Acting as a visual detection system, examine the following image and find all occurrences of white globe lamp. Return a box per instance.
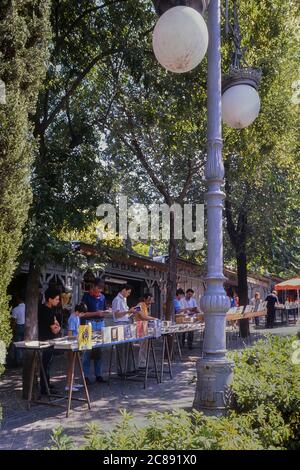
[222,84,261,129]
[152,6,209,74]
[222,68,262,129]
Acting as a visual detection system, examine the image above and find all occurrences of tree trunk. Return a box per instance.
[165,212,177,321]
[236,249,250,338]
[22,261,41,399]
[225,190,250,339]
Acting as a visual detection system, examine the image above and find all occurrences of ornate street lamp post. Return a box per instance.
[193,0,233,414]
[152,0,261,414]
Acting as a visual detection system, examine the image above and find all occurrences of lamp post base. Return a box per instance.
[193,356,234,416]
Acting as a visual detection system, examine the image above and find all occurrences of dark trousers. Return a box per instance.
[40,348,54,394]
[14,324,25,365]
[116,343,135,374]
[266,309,275,328]
[181,331,194,349]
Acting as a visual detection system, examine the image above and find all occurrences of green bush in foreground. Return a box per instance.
[229,335,300,449]
[48,336,300,450]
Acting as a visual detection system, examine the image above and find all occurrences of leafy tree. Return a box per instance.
[89,1,208,317]
[18,0,300,348]
[222,0,300,335]
[20,0,152,396]
[22,0,207,330]
[69,0,300,322]
[0,0,51,373]
[22,0,134,347]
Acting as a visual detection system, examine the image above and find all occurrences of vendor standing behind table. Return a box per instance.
[181,289,199,350]
[135,292,157,369]
[81,278,107,384]
[250,292,261,327]
[38,287,61,395]
[173,288,191,316]
[173,288,192,350]
[112,284,137,374]
[11,294,26,366]
[265,290,279,329]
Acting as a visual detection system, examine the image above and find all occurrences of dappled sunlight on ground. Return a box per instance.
[0,324,298,450]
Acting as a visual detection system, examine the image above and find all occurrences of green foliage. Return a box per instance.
[48,407,292,451]
[48,337,299,450]
[223,0,300,277]
[229,335,300,449]
[0,1,51,347]
[101,0,207,208]
[46,426,75,451]
[21,0,127,269]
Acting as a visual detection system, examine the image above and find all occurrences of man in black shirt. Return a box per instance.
[265,290,279,329]
[38,287,61,394]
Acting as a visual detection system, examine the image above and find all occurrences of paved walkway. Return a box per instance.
[0,324,298,450]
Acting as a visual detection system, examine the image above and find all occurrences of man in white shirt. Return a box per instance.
[112,284,136,374]
[11,294,26,365]
[181,289,199,350]
[184,289,199,312]
[112,284,136,323]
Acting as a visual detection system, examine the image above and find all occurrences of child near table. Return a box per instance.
[65,303,88,392]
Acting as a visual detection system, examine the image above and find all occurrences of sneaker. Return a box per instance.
[74,383,84,389]
[65,386,79,392]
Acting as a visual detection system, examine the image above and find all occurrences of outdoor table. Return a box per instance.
[159,332,173,383]
[160,323,204,383]
[14,341,91,418]
[52,335,160,390]
[226,310,267,322]
[104,335,160,389]
[275,307,298,325]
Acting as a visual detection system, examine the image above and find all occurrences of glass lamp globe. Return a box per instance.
[222,84,261,129]
[152,6,209,74]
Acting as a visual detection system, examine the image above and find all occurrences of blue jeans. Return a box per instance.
[14,324,25,365]
[82,349,102,379]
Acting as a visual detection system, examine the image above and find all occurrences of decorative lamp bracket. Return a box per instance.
[152,0,210,16]
[222,66,262,93]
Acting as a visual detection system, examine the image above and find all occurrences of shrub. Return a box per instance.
[0,1,51,378]
[229,335,300,449]
[48,336,300,450]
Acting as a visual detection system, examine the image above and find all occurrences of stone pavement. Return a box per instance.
[0,324,298,450]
